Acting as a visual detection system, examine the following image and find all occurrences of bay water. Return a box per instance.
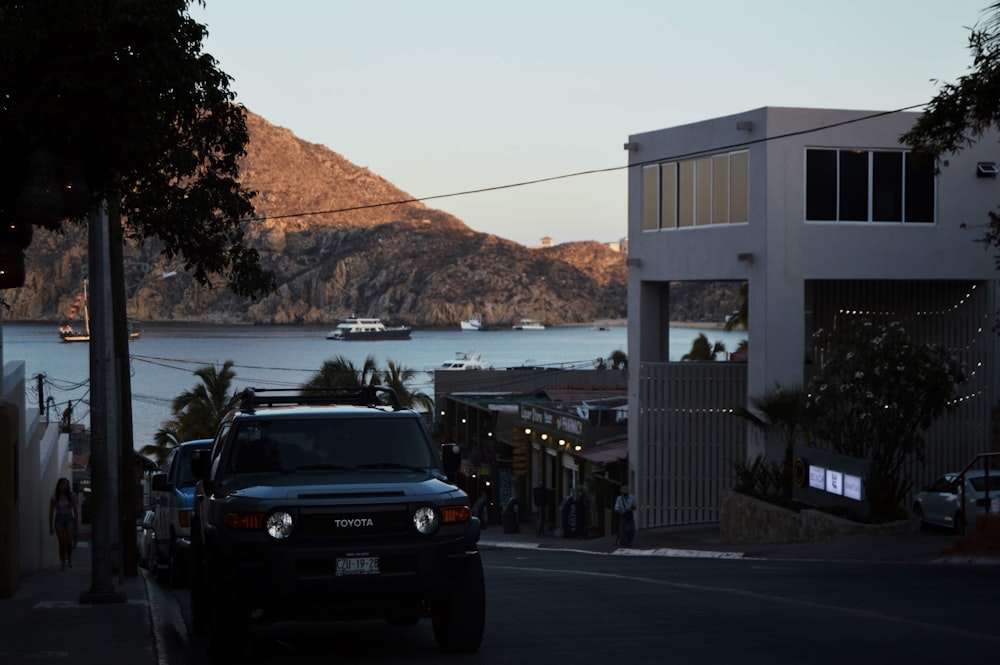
[1,321,746,450]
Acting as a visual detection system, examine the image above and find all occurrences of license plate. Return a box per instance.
[336,556,380,576]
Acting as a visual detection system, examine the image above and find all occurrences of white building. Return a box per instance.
[626,107,1000,527]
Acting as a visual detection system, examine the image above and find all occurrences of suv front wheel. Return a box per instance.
[431,553,486,653]
[205,563,250,663]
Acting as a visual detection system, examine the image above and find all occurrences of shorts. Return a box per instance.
[54,514,75,530]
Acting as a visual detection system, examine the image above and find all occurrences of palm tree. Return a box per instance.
[139,424,182,468]
[143,361,240,465]
[301,355,431,410]
[301,355,379,391]
[724,281,748,331]
[732,383,806,499]
[681,333,726,361]
[381,359,433,411]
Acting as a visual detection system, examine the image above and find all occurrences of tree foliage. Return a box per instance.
[804,321,966,521]
[0,0,274,298]
[901,3,1000,308]
[143,360,240,464]
[681,333,726,361]
[901,3,1000,161]
[732,383,806,500]
[301,355,432,410]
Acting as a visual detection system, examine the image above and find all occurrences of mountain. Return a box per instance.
[4,111,732,327]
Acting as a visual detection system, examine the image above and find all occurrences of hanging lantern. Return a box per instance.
[0,244,26,289]
[58,154,91,219]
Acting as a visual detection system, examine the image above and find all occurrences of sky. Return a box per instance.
[189,0,987,247]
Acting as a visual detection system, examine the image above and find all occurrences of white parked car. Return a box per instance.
[912,470,1000,532]
[136,509,157,570]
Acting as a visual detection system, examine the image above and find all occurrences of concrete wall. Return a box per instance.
[0,359,69,595]
[719,491,916,544]
[627,107,1000,522]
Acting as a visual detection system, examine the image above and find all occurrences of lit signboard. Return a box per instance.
[792,445,872,520]
[843,475,863,501]
[809,466,825,490]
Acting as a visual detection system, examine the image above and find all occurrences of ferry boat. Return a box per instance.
[326,317,412,341]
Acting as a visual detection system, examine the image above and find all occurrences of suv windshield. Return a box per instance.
[227,417,436,474]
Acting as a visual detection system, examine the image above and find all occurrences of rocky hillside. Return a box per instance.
[4,111,735,326]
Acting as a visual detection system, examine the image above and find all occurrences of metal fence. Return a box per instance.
[637,362,747,526]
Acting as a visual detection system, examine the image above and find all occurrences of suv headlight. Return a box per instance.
[266,511,294,539]
[412,506,440,534]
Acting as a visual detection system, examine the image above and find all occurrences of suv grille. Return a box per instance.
[297,505,412,539]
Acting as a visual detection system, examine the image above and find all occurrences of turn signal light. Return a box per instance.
[441,506,470,524]
[224,512,265,530]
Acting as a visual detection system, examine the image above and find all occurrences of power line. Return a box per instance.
[253,104,927,224]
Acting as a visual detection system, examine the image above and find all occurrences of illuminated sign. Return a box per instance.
[809,466,825,490]
[825,470,843,495]
[843,475,862,501]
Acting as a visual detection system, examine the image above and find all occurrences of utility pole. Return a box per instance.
[108,197,138,577]
[80,202,124,604]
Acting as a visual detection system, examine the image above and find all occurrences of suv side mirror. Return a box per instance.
[151,473,170,492]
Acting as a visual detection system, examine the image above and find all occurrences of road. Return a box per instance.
[154,545,1000,664]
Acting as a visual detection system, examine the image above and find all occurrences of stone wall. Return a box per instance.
[719,490,917,544]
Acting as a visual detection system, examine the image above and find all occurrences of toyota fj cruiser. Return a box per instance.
[189,387,484,662]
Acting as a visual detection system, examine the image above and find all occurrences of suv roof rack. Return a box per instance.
[239,386,403,412]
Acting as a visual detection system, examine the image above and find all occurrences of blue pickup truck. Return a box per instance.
[150,439,213,586]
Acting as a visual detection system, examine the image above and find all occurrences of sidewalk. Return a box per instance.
[478,520,1000,565]
[0,542,155,665]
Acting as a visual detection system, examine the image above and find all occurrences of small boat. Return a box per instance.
[512,318,545,330]
[460,313,492,331]
[326,317,412,341]
[59,277,141,343]
[438,351,486,371]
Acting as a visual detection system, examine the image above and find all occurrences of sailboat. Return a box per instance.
[59,278,141,343]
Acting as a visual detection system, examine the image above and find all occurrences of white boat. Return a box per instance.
[59,277,141,343]
[438,351,486,371]
[326,316,412,341]
[512,318,545,330]
[460,313,492,331]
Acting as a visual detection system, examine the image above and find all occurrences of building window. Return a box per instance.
[642,165,659,231]
[646,150,749,230]
[805,148,935,223]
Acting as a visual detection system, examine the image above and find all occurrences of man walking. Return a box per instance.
[614,485,637,547]
[533,483,550,535]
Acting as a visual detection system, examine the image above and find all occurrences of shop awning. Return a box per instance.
[575,439,628,463]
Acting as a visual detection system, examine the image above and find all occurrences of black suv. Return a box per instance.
[189,387,484,661]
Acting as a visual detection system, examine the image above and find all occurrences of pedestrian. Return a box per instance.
[49,477,77,570]
[472,492,489,529]
[532,483,549,535]
[614,485,637,547]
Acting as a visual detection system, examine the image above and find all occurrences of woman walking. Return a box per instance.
[48,477,77,570]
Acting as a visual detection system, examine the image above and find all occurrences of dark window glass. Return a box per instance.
[806,150,837,220]
[904,154,935,223]
[872,152,903,221]
[839,151,869,221]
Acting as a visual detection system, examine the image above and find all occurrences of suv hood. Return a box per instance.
[218,472,462,502]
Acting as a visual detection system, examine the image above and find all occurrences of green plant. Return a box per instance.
[805,320,965,522]
[731,453,785,503]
